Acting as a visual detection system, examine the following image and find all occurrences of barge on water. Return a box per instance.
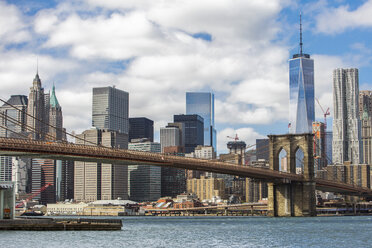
[0,217,122,231]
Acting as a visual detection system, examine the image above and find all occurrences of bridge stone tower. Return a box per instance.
[267,133,316,217]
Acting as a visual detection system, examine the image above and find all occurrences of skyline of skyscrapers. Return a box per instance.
[186,92,217,151]
[1,44,372,207]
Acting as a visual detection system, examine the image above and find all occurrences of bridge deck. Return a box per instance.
[0,138,371,196]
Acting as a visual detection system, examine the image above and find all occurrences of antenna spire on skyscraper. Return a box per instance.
[300,12,303,56]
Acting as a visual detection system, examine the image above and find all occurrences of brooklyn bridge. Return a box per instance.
[0,134,371,217]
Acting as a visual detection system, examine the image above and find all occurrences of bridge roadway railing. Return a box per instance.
[1,137,372,195]
[0,137,302,181]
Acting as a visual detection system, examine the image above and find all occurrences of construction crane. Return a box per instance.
[227,134,256,149]
[227,134,240,141]
[15,183,52,208]
[246,144,256,149]
[316,98,330,130]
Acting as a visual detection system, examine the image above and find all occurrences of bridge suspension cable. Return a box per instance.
[0,124,30,139]
[0,111,56,141]
[0,97,98,146]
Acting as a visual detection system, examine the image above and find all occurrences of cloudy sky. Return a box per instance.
[1,0,372,154]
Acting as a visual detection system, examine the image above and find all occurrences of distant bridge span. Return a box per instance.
[0,137,371,196]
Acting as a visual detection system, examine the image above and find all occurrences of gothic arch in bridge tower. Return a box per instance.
[267,133,316,217]
[277,147,288,172]
[294,146,304,175]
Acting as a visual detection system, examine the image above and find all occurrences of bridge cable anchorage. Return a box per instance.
[0,97,98,146]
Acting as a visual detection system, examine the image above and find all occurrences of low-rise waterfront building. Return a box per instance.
[47,202,88,215]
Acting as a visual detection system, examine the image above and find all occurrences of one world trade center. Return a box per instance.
[289,14,314,134]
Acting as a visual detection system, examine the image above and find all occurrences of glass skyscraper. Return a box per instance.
[173,114,204,153]
[288,52,314,133]
[186,92,217,150]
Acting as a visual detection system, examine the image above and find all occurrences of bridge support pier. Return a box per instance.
[268,181,316,217]
[268,134,317,217]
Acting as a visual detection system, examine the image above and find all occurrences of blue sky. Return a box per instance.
[1,0,372,154]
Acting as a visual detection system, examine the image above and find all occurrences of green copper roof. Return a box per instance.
[50,85,60,108]
[363,104,369,121]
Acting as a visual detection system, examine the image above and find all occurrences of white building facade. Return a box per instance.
[332,68,362,164]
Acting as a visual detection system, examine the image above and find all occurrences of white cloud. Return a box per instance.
[0,51,80,98]
[3,0,351,155]
[315,0,372,34]
[36,12,167,60]
[0,1,30,47]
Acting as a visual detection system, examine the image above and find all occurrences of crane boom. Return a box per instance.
[15,183,52,208]
[227,134,239,141]
[315,98,330,130]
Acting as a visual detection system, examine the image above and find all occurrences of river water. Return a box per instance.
[0,216,371,247]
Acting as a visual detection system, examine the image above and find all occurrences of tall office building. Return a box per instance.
[332,68,362,164]
[288,16,315,134]
[160,123,186,197]
[194,145,216,178]
[74,128,128,202]
[56,160,74,201]
[92,86,129,135]
[325,131,333,165]
[0,95,28,183]
[48,85,63,141]
[186,92,217,150]
[173,114,204,153]
[128,141,161,202]
[360,91,372,166]
[0,157,12,182]
[359,91,372,115]
[27,73,49,140]
[31,158,56,204]
[312,122,326,170]
[12,157,32,195]
[166,122,185,148]
[0,95,28,137]
[256,139,269,161]
[160,126,181,152]
[129,117,154,142]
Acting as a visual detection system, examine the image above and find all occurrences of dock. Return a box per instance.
[0,218,122,231]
